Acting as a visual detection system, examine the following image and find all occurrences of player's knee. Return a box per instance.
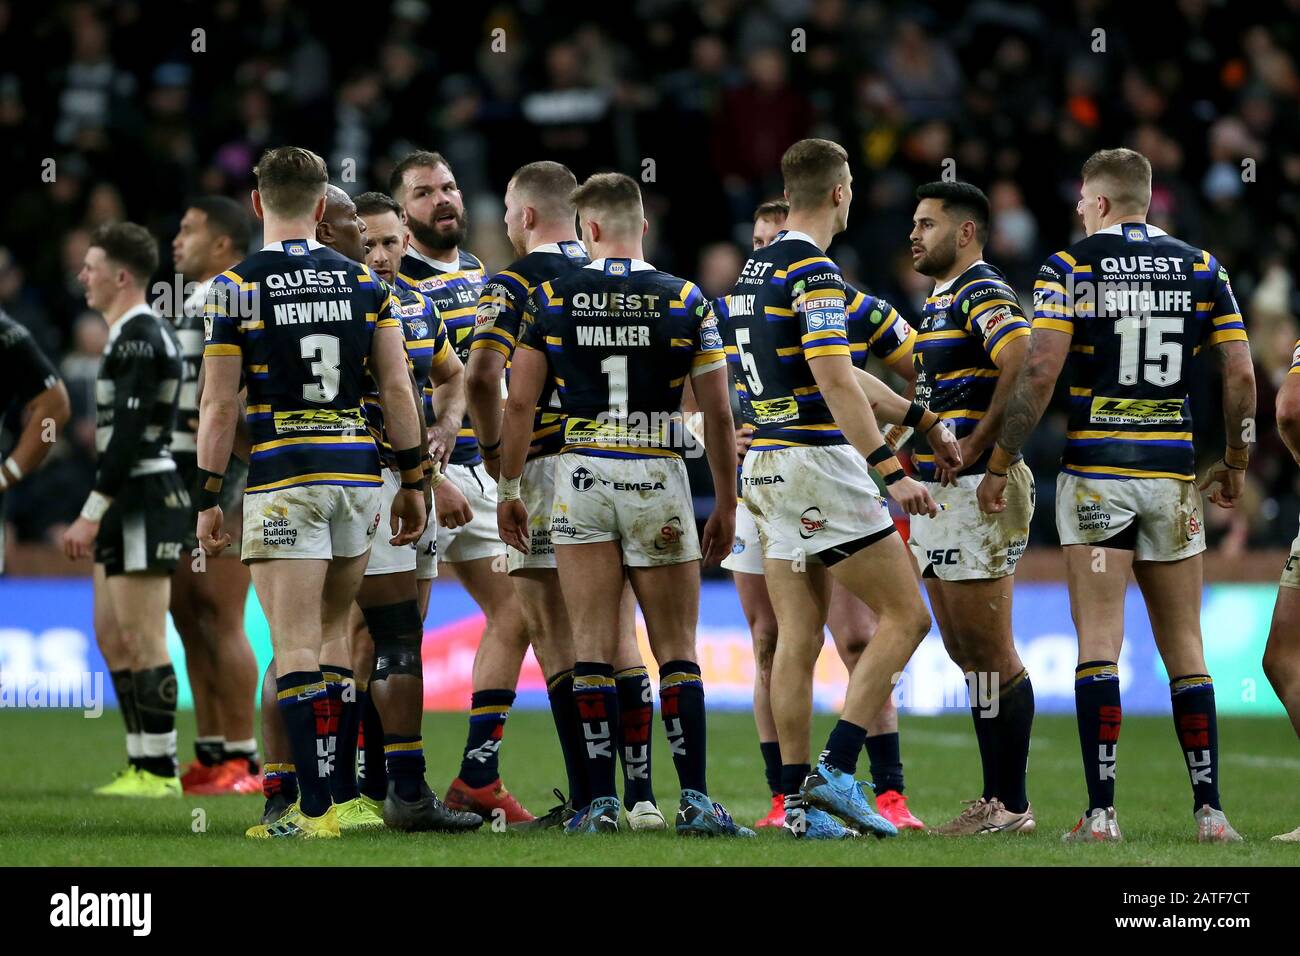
[1262,643,1297,694]
[363,600,423,681]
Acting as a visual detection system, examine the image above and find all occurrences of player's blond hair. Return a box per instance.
[253,146,328,218]
[571,172,643,237]
[510,161,579,223]
[781,139,849,210]
[1081,148,1153,215]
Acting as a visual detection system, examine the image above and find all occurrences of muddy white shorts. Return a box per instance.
[242,483,382,561]
[550,452,701,567]
[1281,520,1300,589]
[365,470,419,576]
[416,461,505,578]
[721,498,765,576]
[1055,472,1205,562]
[909,461,1034,581]
[741,444,894,564]
[507,455,558,574]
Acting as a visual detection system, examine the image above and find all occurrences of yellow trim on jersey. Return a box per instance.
[545,336,563,346]
[1035,281,1069,297]
[692,354,725,371]
[776,346,801,357]
[939,409,986,420]
[246,404,272,413]
[247,472,384,493]
[248,364,268,374]
[774,256,835,278]
[1070,344,1095,354]
[918,329,967,342]
[1207,328,1249,346]
[1034,317,1074,334]
[988,326,1030,362]
[1054,250,1077,269]
[251,435,377,453]
[1196,301,1214,311]
[765,306,796,317]
[203,344,242,357]
[801,329,847,344]
[881,329,915,365]
[669,375,686,387]
[969,297,1018,319]
[1065,463,1194,481]
[497,270,530,290]
[441,306,476,320]
[792,385,822,395]
[1067,430,1193,442]
[219,269,254,291]
[1069,387,1092,397]
[804,344,851,359]
[469,337,511,357]
[1211,313,1243,326]
[670,337,692,347]
[863,310,899,346]
[935,367,998,381]
[541,281,562,307]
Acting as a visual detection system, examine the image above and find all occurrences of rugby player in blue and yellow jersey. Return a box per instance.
[196,147,431,839]
[720,139,938,840]
[498,172,750,837]
[980,148,1256,844]
[907,181,1038,836]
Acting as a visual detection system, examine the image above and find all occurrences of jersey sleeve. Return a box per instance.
[959,276,1030,363]
[789,258,850,360]
[471,271,529,358]
[202,271,246,358]
[0,319,61,406]
[684,285,726,377]
[849,288,915,365]
[96,320,162,497]
[1032,252,1078,339]
[516,284,553,353]
[428,299,453,367]
[1200,253,1247,347]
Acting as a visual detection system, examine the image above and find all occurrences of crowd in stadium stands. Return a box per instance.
[1,0,1298,554]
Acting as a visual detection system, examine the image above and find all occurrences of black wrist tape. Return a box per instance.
[394,446,422,471]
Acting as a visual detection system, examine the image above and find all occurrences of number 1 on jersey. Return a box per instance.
[601,354,629,418]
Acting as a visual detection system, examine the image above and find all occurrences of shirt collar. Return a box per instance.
[583,257,655,272]
[532,240,587,257]
[1096,222,1168,237]
[406,244,461,272]
[259,238,326,253]
[108,303,155,342]
[932,260,988,295]
[773,229,819,249]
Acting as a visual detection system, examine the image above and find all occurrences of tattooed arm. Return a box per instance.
[975,328,1070,514]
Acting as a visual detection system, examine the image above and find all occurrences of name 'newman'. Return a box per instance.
[273,300,355,325]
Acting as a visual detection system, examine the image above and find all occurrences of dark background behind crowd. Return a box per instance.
[2,0,1299,560]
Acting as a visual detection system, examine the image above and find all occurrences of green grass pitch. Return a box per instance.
[2,709,1297,865]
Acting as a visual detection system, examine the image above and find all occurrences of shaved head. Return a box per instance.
[316,185,366,262]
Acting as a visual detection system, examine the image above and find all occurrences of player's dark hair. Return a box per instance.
[511,161,579,220]
[780,139,849,209]
[354,191,404,220]
[1081,148,1153,213]
[186,196,251,253]
[253,146,328,218]
[390,150,453,201]
[753,199,790,222]
[915,181,990,244]
[90,222,158,284]
[571,172,643,235]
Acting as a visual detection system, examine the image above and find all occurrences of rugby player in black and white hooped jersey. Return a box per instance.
[169,197,262,796]
[65,223,190,799]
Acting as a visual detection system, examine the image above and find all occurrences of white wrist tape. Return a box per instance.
[3,458,21,483]
[497,476,522,501]
[80,491,111,522]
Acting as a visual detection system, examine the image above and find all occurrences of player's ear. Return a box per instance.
[250,190,265,222]
[641,218,648,238]
[312,193,327,224]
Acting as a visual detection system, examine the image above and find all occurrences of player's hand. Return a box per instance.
[887,475,939,517]
[197,505,231,555]
[428,424,456,469]
[931,424,965,486]
[390,488,427,545]
[700,501,737,566]
[497,500,530,554]
[1199,458,1245,510]
[734,427,753,459]
[977,470,1009,514]
[61,517,99,561]
[435,479,473,529]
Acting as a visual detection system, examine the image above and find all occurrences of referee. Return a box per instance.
[0,309,70,572]
[63,222,190,799]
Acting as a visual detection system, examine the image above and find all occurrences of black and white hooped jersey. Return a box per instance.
[95,304,184,496]
[470,240,590,459]
[395,246,486,465]
[170,279,210,458]
[1034,222,1248,481]
[204,238,400,493]
[0,309,61,457]
[517,257,725,460]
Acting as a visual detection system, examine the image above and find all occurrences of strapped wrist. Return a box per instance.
[1225,445,1250,470]
[497,476,522,501]
[194,468,224,511]
[80,491,111,522]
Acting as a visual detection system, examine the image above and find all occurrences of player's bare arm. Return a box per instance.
[428,346,465,468]
[850,366,960,474]
[496,342,547,554]
[1198,339,1256,509]
[811,351,937,516]
[1277,368,1300,466]
[372,322,428,545]
[692,364,737,565]
[195,352,242,555]
[4,379,69,487]
[464,345,507,478]
[939,334,1028,486]
[977,328,1069,514]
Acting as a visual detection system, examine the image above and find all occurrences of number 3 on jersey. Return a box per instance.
[301,333,341,403]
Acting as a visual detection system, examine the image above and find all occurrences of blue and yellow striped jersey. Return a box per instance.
[1034,223,1247,481]
[845,285,915,369]
[470,240,590,459]
[361,280,453,466]
[516,257,725,460]
[202,239,399,493]
[718,230,852,452]
[394,246,485,465]
[912,260,1030,480]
